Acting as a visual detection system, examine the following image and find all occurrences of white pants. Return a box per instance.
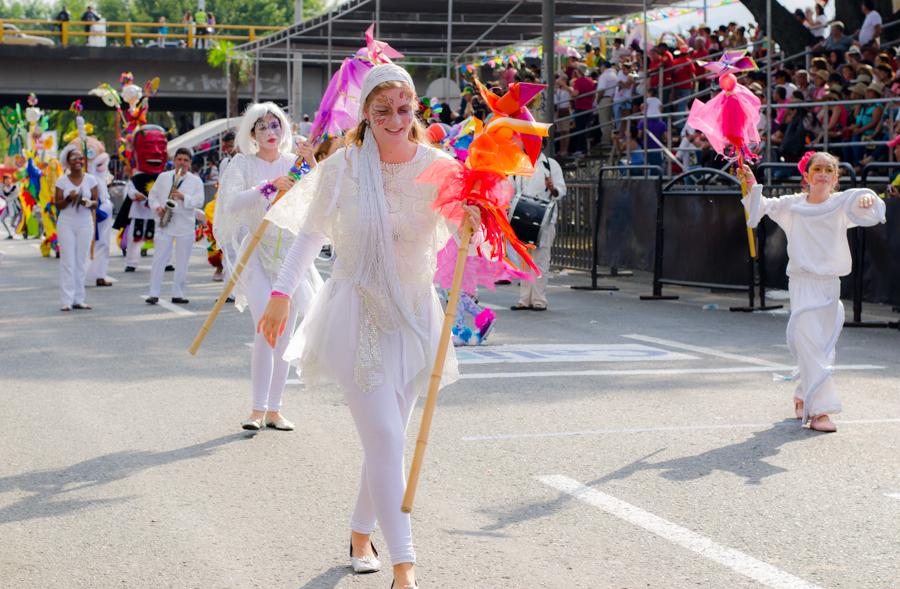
[339,332,419,566]
[245,252,300,412]
[149,232,193,298]
[125,222,142,268]
[86,215,112,281]
[58,220,93,306]
[518,224,556,308]
[787,275,844,422]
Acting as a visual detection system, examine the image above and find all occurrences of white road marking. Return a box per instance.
[454,344,696,365]
[458,364,882,380]
[538,475,825,589]
[464,418,900,442]
[623,334,781,367]
[141,295,195,316]
[885,493,900,500]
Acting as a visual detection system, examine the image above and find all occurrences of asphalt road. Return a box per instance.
[1,237,898,589]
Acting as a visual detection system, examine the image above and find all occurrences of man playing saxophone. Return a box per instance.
[146,147,205,305]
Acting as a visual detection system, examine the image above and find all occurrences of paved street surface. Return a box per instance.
[1,237,899,589]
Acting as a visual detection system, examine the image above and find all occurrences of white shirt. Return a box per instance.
[611,46,631,65]
[597,68,619,99]
[614,71,634,103]
[148,169,205,235]
[860,11,882,45]
[743,185,886,277]
[809,14,829,38]
[55,174,98,226]
[126,179,156,220]
[554,88,572,110]
[510,153,567,224]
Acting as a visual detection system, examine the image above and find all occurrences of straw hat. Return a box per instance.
[814,70,829,82]
[852,74,873,85]
[866,81,885,96]
[850,82,869,96]
[825,89,841,101]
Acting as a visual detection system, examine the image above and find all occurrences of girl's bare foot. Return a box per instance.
[794,399,804,420]
[809,414,837,433]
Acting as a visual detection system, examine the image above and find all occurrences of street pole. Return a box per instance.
[446,0,453,100]
[542,0,555,155]
[765,0,772,178]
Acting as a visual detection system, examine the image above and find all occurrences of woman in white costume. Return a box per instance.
[54,147,99,311]
[739,151,886,432]
[259,64,476,589]
[216,102,321,432]
[86,152,114,287]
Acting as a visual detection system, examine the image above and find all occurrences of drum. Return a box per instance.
[508,194,553,246]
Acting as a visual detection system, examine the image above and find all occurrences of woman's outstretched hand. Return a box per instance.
[461,203,482,231]
[256,295,291,348]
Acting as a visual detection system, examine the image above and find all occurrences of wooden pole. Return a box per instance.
[738,171,757,259]
[402,220,474,514]
[188,190,286,355]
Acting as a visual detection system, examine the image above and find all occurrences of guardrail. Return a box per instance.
[0,17,284,47]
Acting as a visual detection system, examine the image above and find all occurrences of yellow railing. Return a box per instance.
[0,17,285,47]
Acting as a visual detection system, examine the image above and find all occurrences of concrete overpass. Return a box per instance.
[0,44,332,116]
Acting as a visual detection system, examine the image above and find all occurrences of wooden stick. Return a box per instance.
[738,174,757,259]
[402,221,475,514]
[188,191,286,355]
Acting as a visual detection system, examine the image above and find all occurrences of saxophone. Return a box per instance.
[159,167,185,229]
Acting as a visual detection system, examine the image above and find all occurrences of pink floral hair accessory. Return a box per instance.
[797,151,817,175]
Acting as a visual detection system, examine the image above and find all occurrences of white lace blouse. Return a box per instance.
[268,144,459,393]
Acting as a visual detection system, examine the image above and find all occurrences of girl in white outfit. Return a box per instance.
[259,64,476,589]
[215,102,322,432]
[54,147,99,311]
[739,152,886,432]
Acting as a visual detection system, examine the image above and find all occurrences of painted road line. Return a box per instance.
[141,295,195,316]
[454,344,696,365]
[623,334,781,367]
[458,364,882,380]
[885,493,900,500]
[464,418,900,442]
[538,475,825,589]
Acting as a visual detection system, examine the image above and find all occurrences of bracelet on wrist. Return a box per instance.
[270,290,289,299]
[259,182,278,207]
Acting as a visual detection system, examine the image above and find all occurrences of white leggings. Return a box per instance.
[244,253,300,413]
[339,340,419,566]
[58,220,92,306]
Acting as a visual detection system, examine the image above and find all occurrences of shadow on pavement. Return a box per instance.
[0,433,248,524]
[467,420,810,534]
[296,564,353,589]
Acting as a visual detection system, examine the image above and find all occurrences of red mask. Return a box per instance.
[132,126,167,174]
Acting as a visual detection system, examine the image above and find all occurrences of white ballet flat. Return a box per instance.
[241,417,263,431]
[265,416,295,431]
[350,541,381,574]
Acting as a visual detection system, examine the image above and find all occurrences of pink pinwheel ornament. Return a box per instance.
[687,50,761,164]
[362,24,403,63]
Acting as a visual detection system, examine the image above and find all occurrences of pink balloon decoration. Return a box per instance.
[720,73,737,91]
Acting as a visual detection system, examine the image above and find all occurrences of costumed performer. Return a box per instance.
[86,152,114,286]
[215,102,322,432]
[258,63,483,589]
[146,147,204,305]
[117,125,168,272]
[54,146,99,311]
[738,152,886,432]
[1,174,18,239]
[508,141,566,311]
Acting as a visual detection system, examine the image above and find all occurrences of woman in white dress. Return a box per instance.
[216,102,321,432]
[54,147,99,311]
[258,64,477,589]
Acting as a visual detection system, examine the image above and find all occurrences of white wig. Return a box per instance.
[236,101,293,156]
[59,143,82,172]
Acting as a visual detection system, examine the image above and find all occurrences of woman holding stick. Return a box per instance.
[54,147,99,311]
[216,102,321,432]
[258,64,478,589]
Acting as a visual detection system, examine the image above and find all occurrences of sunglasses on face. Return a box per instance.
[253,119,282,134]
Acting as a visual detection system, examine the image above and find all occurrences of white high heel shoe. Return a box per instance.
[350,540,381,574]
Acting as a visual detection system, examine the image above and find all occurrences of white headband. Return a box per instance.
[358,64,416,119]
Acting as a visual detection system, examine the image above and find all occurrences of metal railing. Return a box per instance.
[0,17,284,47]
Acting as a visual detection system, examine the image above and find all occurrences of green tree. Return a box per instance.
[208,39,254,117]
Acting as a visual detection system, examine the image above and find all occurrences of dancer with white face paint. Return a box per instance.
[215,102,322,432]
[259,64,479,589]
[739,151,886,433]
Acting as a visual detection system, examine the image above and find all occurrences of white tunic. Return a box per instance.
[216,152,321,311]
[55,174,98,227]
[268,145,460,393]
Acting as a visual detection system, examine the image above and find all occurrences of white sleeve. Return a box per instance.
[741,184,801,228]
[218,155,266,214]
[272,231,328,297]
[550,159,567,199]
[842,188,887,228]
[182,175,205,210]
